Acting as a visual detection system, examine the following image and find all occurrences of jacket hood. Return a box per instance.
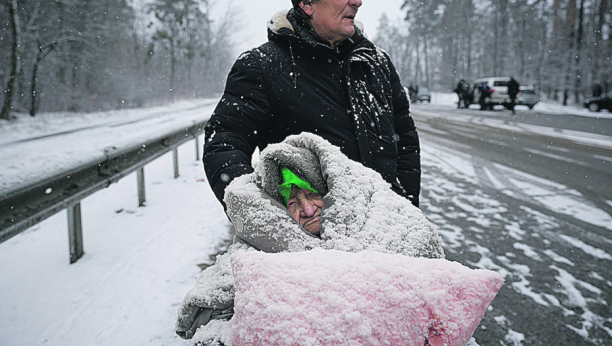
[267,9,292,35]
[224,133,445,259]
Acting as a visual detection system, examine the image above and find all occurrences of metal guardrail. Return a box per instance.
[0,120,207,263]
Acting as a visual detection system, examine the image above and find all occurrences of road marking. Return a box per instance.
[417,123,450,136]
[547,146,570,152]
[523,148,589,166]
[592,154,612,162]
[486,138,508,146]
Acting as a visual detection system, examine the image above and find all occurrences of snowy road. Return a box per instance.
[412,102,612,345]
[1,96,611,345]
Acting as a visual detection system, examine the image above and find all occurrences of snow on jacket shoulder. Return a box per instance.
[204,8,421,211]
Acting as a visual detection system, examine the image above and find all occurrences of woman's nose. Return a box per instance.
[300,200,317,217]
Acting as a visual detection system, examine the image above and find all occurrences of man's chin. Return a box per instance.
[343,27,355,40]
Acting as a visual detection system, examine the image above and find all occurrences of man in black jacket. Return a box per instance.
[507,77,520,114]
[204,0,421,209]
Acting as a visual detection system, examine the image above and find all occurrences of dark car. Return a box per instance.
[584,91,612,112]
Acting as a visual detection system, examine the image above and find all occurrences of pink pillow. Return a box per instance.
[231,249,503,346]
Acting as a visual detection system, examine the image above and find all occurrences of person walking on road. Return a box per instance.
[478,82,491,110]
[592,82,603,97]
[507,77,520,114]
[455,79,470,108]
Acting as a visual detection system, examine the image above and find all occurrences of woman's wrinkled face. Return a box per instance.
[301,0,363,48]
[287,188,325,236]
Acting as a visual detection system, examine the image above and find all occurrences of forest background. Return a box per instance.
[1,0,611,120]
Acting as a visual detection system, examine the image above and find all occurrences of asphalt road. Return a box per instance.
[413,104,612,345]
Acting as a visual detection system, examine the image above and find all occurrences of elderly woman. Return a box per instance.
[176,133,445,344]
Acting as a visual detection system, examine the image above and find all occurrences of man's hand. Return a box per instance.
[177,303,235,340]
[176,305,215,339]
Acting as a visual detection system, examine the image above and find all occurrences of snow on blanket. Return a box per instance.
[231,249,503,346]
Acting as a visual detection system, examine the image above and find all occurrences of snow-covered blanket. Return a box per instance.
[231,249,503,346]
[225,132,445,257]
[178,133,496,345]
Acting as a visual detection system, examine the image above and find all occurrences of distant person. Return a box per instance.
[592,82,603,97]
[507,77,520,114]
[408,83,418,103]
[203,0,422,212]
[455,79,470,108]
[478,82,491,110]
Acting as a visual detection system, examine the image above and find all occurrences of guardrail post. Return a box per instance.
[195,135,201,161]
[137,167,146,206]
[173,148,179,178]
[67,202,84,264]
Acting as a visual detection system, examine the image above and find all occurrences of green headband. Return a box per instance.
[278,167,319,206]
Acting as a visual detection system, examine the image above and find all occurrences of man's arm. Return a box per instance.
[204,51,273,207]
[387,58,421,207]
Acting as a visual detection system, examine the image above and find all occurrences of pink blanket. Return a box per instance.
[231,249,503,346]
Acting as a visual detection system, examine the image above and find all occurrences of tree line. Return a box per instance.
[374,0,611,105]
[0,0,238,120]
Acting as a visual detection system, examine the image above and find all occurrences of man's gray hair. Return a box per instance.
[291,0,319,19]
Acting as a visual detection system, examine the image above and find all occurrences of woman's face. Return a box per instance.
[287,188,325,235]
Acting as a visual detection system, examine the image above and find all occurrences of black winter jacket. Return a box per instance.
[204,9,421,207]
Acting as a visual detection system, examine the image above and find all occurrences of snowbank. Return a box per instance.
[0,98,217,194]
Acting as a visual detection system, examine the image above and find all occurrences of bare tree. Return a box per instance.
[1,0,40,120]
[147,0,210,100]
[371,0,608,103]
[29,36,88,116]
[0,0,241,118]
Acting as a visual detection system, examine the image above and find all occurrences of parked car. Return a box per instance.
[515,86,539,109]
[469,77,512,110]
[584,91,612,112]
[414,87,431,103]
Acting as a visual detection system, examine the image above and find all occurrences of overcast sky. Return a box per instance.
[223,0,407,53]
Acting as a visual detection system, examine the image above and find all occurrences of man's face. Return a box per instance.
[287,188,325,236]
[300,0,362,48]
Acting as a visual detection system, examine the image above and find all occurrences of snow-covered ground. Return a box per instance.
[1,99,226,345]
[1,93,610,345]
[0,98,218,195]
[0,141,230,345]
